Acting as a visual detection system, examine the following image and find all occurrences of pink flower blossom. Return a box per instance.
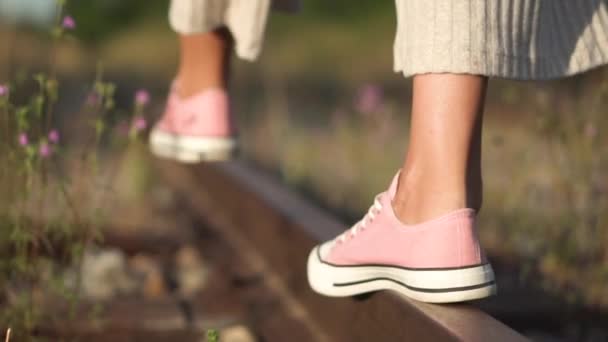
[355,84,384,114]
[135,89,150,106]
[133,116,147,131]
[18,133,28,146]
[48,129,60,143]
[584,122,597,138]
[0,84,8,96]
[39,142,52,158]
[62,16,76,30]
[85,92,100,106]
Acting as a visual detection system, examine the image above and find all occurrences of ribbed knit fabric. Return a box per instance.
[394,0,608,80]
[169,0,272,61]
[170,0,608,78]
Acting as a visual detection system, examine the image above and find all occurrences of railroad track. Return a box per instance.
[36,158,530,341]
[155,159,528,342]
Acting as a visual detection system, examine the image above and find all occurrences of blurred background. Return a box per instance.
[1,0,607,341]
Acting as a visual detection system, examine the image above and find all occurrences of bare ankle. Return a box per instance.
[392,192,467,225]
[391,172,476,224]
[176,75,225,99]
[176,29,231,99]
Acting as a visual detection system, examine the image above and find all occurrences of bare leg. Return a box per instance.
[176,28,233,99]
[308,74,496,302]
[392,74,487,224]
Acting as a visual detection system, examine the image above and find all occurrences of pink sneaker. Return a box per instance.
[307,173,496,303]
[149,84,237,163]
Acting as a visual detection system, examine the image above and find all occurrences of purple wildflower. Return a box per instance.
[39,142,52,158]
[133,116,147,132]
[135,89,150,106]
[355,84,384,114]
[48,129,60,144]
[62,16,76,30]
[18,133,28,146]
[85,92,100,106]
[0,84,8,96]
[584,122,597,138]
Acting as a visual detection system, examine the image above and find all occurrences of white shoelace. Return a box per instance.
[337,194,383,243]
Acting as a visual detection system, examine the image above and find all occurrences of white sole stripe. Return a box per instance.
[149,128,237,162]
[308,246,497,302]
[333,277,496,293]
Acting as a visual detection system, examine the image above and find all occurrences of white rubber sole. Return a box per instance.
[149,129,237,163]
[307,246,497,303]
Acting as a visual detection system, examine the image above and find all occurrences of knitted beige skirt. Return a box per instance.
[170,0,608,80]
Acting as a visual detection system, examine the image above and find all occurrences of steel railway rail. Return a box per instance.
[157,159,528,342]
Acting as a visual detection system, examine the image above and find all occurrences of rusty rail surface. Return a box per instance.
[156,159,529,342]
